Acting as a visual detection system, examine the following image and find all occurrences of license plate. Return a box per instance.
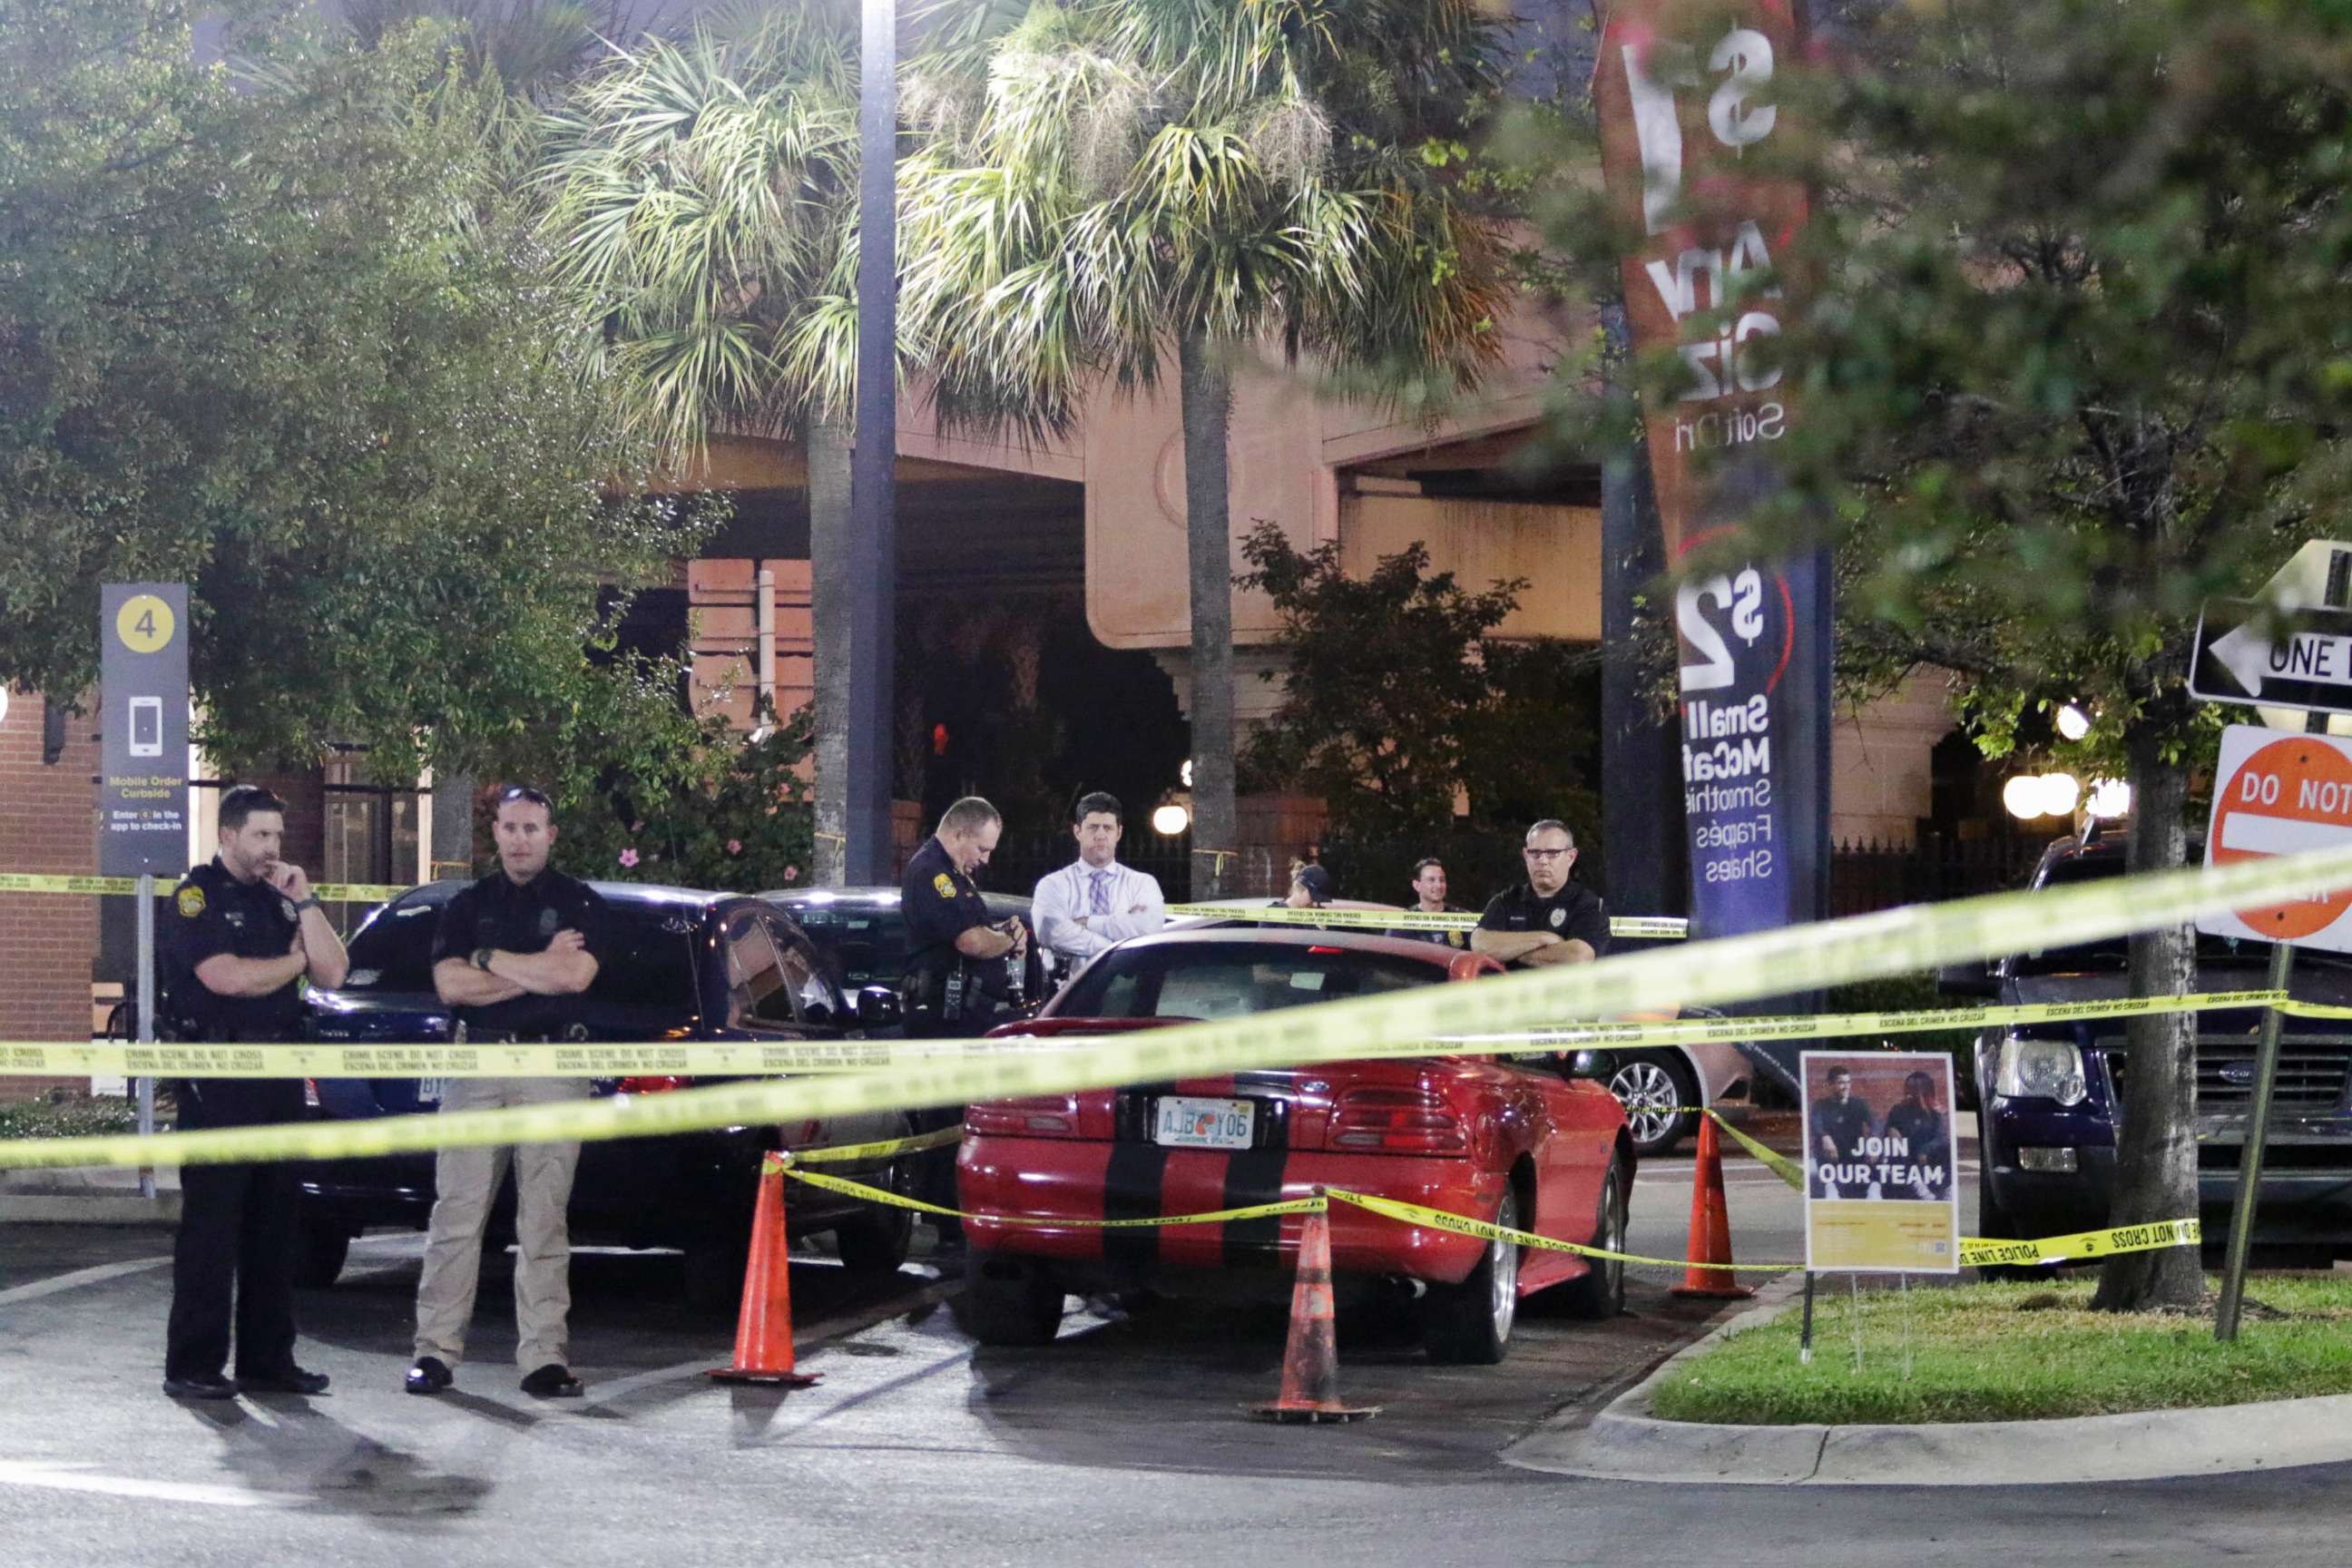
[1153,1095,1254,1151]
[416,1077,448,1107]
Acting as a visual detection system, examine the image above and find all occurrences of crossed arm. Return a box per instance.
[1469,928,1598,966]
[434,928,599,1006]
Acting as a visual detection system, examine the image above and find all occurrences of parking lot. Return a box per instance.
[15,1134,2352,1568]
[0,1148,1790,1553]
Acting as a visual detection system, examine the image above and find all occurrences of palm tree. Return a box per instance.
[539,3,871,879]
[899,0,1511,894]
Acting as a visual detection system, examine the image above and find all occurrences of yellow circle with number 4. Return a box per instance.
[115,595,176,653]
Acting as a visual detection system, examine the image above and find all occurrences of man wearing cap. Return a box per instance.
[160,784,348,1400]
[406,785,609,1400]
[1280,863,1334,909]
[1472,820,1609,968]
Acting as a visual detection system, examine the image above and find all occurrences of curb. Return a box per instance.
[1506,1279,2352,1486]
[0,1192,181,1225]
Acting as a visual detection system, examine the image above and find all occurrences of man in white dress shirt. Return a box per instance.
[1032,791,1167,976]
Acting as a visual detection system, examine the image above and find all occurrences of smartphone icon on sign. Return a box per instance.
[129,696,162,758]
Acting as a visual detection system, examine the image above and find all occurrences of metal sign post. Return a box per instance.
[99,583,191,1197]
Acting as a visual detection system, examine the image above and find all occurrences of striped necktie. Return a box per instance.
[1088,868,1112,916]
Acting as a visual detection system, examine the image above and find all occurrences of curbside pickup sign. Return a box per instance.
[98,583,191,877]
[2200,725,2352,952]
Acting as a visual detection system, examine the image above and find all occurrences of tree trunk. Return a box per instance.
[2089,719,2204,1311]
[1179,328,1237,901]
[808,414,853,887]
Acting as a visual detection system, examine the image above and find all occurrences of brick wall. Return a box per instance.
[0,690,102,1102]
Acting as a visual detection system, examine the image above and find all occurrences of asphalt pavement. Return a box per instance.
[5,1145,2349,1567]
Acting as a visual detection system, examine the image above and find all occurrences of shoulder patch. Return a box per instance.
[176,886,205,918]
[934,873,956,899]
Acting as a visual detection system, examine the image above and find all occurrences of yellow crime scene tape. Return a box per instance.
[1166,903,1687,940]
[779,1161,2200,1274]
[1687,1109,2202,1266]
[785,1163,1325,1230]
[779,1124,965,1165]
[0,871,411,903]
[0,985,2302,1081]
[5,838,2352,1172]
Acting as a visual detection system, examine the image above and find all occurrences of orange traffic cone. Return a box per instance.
[1670,1113,1755,1300]
[1246,1199,1377,1424]
[705,1155,821,1386]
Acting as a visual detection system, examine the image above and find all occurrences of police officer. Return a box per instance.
[1470,819,1610,968]
[899,797,1028,1247]
[901,796,1029,1035]
[161,784,348,1400]
[405,785,608,1400]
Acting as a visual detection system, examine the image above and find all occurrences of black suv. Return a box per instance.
[294,879,917,1303]
[1945,828,2352,1263]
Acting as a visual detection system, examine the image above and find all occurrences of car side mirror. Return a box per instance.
[856,985,903,1030]
[1936,963,2000,999]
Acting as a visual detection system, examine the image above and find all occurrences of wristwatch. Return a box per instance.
[471,947,495,972]
[295,896,322,912]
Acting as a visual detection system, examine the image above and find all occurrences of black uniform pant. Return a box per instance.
[905,1004,1011,1244]
[165,1079,305,1382]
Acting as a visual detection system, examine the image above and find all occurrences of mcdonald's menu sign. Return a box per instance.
[1595,1,1832,964]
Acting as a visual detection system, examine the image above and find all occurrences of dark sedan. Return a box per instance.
[294,879,916,1305]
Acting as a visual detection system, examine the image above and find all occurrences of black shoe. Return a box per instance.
[238,1366,329,1396]
[162,1374,240,1401]
[519,1363,583,1398]
[405,1356,454,1396]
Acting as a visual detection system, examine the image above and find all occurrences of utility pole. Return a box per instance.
[845,0,899,884]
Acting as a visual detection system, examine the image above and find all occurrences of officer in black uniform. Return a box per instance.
[901,795,1029,1036]
[160,785,348,1400]
[899,796,1029,1246]
[1471,819,1610,968]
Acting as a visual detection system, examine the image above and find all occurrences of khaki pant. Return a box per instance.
[412,1076,592,1371]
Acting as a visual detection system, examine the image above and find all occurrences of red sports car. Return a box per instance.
[955,927,1633,1363]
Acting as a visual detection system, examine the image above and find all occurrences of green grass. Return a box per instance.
[1651,1278,2352,1425]
[0,1096,148,1140]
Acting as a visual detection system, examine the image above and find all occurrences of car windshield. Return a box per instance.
[785,902,910,988]
[1056,943,1446,1021]
[2013,856,2352,974]
[338,898,446,992]
[337,895,700,1010]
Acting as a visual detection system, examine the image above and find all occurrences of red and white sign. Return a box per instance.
[2201,725,2352,949]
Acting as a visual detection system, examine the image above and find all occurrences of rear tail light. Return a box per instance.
[303,1078,320,1110]
[1329,1086,1467,1153]
[615,1075,692,1095]
[965,1094,1080,1138]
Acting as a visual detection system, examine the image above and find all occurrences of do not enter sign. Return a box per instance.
[2201,726,2352,949]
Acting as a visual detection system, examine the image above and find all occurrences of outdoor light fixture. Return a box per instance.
[2056,703,2092,741]
[1152,803,1191,836]
[2084,779,2132,818]
[1180,759,1194,789]
[2002,775,2044,819]
[2004,771,2090,819]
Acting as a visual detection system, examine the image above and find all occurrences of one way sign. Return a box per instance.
[2191,600,2352,714]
